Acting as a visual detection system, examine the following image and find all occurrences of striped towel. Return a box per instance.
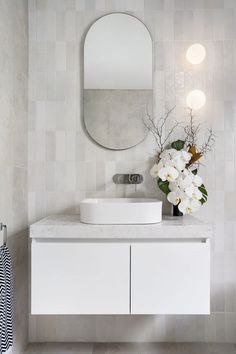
[0,245,13,354]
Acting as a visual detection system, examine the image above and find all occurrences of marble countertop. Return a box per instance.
[30,214,212,240]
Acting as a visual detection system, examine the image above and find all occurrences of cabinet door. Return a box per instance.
[131,241,210,314]
[31,241,130,315]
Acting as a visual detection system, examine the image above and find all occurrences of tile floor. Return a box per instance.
[24,343,236,354]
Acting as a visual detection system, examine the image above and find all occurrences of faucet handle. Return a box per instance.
[128,174,143,184]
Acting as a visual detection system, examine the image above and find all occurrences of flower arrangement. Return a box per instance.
[145,107,215,215]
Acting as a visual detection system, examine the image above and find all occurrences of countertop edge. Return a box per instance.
[29,215,213,240]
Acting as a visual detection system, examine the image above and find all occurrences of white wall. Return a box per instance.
[0,0,28,352]
[28,0,236,343]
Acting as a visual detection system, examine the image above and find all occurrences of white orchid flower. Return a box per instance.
[164,159,174,167]
[150,164,159,178]
[178,199,201,214]
[150,161,163,178]
[193,188,202,200]
[178,174,193,190]
[192,174,202,187]
[185,184,202,200]
[165,158,185,172]
[167,191,181,206]
[159,150,171,160]
[174,158,186,172]
[185,184,194,198]
[160,149,176,158]
[181,150,192,163]
[175,175,183,187]
[158,166,179,182]
[159,153,171,165]
[183,168,190,176]
[172,150,191,163]
[191,199,201,212]
[169,148,178,156]
[178,199,189,214]
[159,149,177,164]
[168,183,187,199]
[172,151,182,160]
[156,147,205,213]
[169,181,178,191]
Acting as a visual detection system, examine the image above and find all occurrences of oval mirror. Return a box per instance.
[83,13,153,150]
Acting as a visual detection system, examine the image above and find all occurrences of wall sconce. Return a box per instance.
[186,43,206,64]
[186,90,206,110]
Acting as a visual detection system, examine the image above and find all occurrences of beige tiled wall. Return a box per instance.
[28,0,236,343]
[0,0,28,353]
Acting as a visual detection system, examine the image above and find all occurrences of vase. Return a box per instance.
[173,204,183,217]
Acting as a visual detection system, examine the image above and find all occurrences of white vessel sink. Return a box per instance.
[80,198,162,225]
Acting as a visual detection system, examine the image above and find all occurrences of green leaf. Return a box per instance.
[158,178,170,195]
[199,184,208,196]
[199,184,208,204]
[192,169,198,175]
[200,193,207,204]
[171,140,185,151]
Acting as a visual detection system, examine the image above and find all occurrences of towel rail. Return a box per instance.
[0,223,7,245]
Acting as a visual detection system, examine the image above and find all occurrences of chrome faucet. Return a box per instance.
[113,174,143,185]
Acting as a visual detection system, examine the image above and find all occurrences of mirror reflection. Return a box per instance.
[83,13,153,150]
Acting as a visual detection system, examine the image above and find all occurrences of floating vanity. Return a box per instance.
[30,215,212,316]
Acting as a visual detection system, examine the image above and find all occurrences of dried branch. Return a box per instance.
[163,120,180,147]
[143,106,181,155]
[184,109,216,156]
[199,129,216,155]
[143,105,216,159]
[184,108,201,147]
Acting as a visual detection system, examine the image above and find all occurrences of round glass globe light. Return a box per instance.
[186,43,206,64]
[186,90,206,110]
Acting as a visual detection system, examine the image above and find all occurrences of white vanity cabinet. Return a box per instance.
[131,241,210,314]
[31,241,130,314]
[30,215,212,315]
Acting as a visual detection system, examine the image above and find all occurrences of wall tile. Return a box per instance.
[28,162,46,192]
[28,132,46,161]
[212,282,225,312]
[215,313,226,342]
[28,1,236,344]
[75,0,86,11]
[224,0,236,8]
[65,11,77,40]
[46,132,56,161]
[55,131,66,161]
[46,162,56,191]
[224,222,236,252]
[226,313,236,342]
[56,41,66,71]
[144,0,164,11]
[225,282,236,312]
[95,0,106,11]
[56,12,66,40]
[205,314,216,342]
[66,42,77,71]
[0,1,28,352]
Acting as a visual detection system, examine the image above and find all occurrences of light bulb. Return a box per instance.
[186,43,206,65]
[186,90,206,110]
